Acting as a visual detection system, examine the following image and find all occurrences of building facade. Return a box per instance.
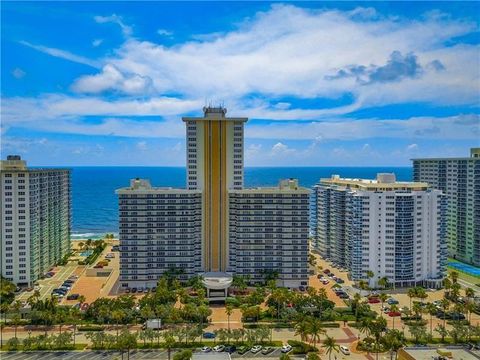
[1,155,71,286]
[229,179,310,288]
[117,179,202,288]
[413,148,480,266]
[117,108,309,289]
[312,173,447,288]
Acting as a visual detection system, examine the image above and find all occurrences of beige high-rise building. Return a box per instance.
[183,107,247,272]
[117,107,309,293]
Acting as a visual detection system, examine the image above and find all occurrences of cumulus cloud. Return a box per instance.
[57,4,476,109]
[94,14,132,36]
[71,64,154,94]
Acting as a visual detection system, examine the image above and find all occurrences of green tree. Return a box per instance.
[378,277,389,290]
[322,335,340,360]
[435,324,448,343]
[163,330,176,360]
[408,323,428,345]
[173,349,192,360]
[381,329,405,360]
[225,305,233,332]
[425,303,437,338]
[379,293,389,317]
[307,317,326,349]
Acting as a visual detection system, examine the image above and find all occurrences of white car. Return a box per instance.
[251,345,262,353]
[201,346,211,352]
[281,344,292,353]
[340,345,350,355]
[213,345,225,352]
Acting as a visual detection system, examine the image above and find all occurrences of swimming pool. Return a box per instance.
[448,261,480,278]
[79,250,93,257]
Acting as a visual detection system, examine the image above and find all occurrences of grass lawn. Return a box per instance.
[447,267,480,287]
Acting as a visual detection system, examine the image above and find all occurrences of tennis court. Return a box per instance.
[448,261,480,278]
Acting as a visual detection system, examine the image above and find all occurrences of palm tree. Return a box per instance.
[407,288,416,310]
[425,303,437,338]
[294,317,310,342]
[381,329,405,360]
[322,335,340,360]
[10,300,22,340]
[439,298,450,329]
[366,270,375,289]
[225,305,233,332]
[389,304,399,330]
[379,293,388,317]
[307,317,326,349]
[378,277,389,290]
[449,271,459,284]
[352,293,362,322]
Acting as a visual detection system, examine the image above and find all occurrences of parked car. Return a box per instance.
[137,287,144,293]
[67,294,79,300]
[125,288,131,293]
[388,311,401,317]
[340,345,350,355]
[323,269,330,274]
[151,287,157,292]
[336,278,345,284]
[317,274,323,279]
[202,332,216,339]
[131,288,137,293]
[299,286,306,292]
[450,312,466,320]
[387,298,399,305]
[322,279,330,285]
[80,303,89,311]
[224,345,236,354]
[281,344,293,353]
[201,346,211,353]
[261,347,274,355]
[368,298,380,304]
[213,345,225,352]
[251,345,262,354]
[237,346,249,355]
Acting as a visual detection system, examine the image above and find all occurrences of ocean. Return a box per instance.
[71,166,412,238]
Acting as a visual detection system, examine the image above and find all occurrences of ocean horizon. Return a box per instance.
[70,166,412,238]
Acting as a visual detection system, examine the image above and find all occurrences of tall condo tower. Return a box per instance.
[182,107,247,272]
[412,148,480,266]
[0,155,71,286]
[117,107,309,293]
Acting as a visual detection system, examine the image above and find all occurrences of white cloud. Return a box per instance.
[136,141,147,151]
[71,64,154,94]
[92,39,103,47]
[94,14,132,36]
[73,4,478,109]
[19,41,100,68]
[271,142,295,156]
[406,143,419,151]
[12,68,26,79]
[157,29,173,37]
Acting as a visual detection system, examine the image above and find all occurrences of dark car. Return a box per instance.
[131,288,137,293]
[336,278,345,284]
[67,294,79,300]
[203,332,216,339]
[237,346,249,355]
[436,311,451,319]
[224,345,237,354]
[449,312,466,320]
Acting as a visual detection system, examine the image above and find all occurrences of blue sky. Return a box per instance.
[2,1,479,166]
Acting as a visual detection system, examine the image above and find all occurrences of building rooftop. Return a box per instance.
[398,346,479,360]
[320,173,430,191]
[0,155,70,172]
[182,106,248,122]
[231,178,310,193]
[412,147,480,161]
[116,178,201,194]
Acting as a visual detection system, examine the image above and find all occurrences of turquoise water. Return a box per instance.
[79,250,94,257]
[70,166,412,236]
[448,261,480,277]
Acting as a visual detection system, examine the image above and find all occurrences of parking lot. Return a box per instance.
[0,350,308,360]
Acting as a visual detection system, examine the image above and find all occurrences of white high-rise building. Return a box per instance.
[1,155,71,286]
[117,108,309,291]
[312,173,447,288]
